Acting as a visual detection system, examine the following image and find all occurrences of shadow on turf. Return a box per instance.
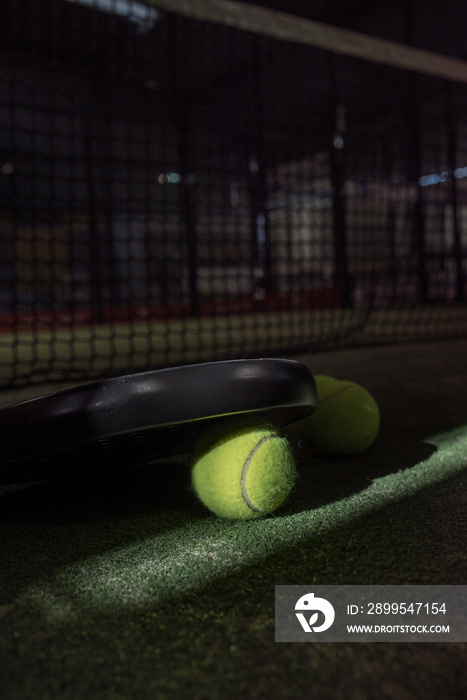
[0,434,436,603]
[0,434,435,525]
[287,436,436,513]
[0,460,196,524]
[3,466,466,700]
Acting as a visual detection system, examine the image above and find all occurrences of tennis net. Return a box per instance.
[0,0,466,385]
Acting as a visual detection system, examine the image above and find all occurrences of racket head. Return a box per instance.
[0,358,317,485]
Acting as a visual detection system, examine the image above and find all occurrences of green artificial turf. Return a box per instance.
[1,339,467,699]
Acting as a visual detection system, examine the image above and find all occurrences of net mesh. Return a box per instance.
[1,0,466,386]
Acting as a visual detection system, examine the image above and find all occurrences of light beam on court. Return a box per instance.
[16,424,467,620]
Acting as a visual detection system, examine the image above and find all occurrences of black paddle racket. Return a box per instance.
[0,359,317,485]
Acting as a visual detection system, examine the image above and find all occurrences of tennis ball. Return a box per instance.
[294,375,380,456]
[191,420,296,519]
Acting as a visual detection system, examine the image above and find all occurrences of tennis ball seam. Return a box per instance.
[319,384,355,403]
[240,434,281,513]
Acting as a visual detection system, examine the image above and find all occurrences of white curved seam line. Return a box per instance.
[241,434,280,512]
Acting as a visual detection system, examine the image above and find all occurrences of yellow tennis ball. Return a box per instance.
[297,375,380,456]
[191,421,296,519]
